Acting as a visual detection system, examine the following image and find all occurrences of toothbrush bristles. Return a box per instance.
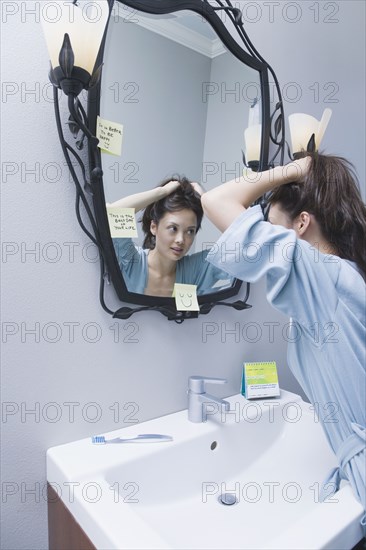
[92,435,106,444]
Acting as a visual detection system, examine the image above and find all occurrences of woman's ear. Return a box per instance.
[150,220,157,236]
[295,211,311,235]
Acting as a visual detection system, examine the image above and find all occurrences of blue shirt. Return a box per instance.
[113,238,233,295]
[207,205,366,527]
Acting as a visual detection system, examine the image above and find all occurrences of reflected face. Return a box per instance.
[268,203,293,229]
[150,209,198,261]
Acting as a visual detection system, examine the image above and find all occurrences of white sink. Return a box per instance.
[47,390,364,549]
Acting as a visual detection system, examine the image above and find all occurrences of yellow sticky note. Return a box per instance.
[97,116,123,156]
[106,207,138,238]
[173,284,199,312]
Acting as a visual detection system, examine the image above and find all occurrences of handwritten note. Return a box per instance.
[106,207,138,238]
[172,283,199,312]
[97,116,123,156]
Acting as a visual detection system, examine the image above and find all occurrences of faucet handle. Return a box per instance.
[188,375,227,393]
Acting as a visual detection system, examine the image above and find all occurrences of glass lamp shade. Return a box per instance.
[247,98,261,128]
[244,124,262,162]
[289,108,332,154]
[41,0,110,75]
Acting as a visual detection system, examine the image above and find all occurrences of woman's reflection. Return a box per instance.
[107,177,232,296]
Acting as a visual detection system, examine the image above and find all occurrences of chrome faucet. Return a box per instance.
[187,376,230,423]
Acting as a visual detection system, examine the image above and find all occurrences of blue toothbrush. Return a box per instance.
[92,434,173,444]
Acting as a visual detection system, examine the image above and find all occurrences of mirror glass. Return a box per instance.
[99,3,262,297]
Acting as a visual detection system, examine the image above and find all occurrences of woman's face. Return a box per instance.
[150,209,198,261]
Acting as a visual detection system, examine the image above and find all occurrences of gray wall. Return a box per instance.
[1,1,365,549]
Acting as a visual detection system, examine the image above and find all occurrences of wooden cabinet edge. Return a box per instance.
[47,483,97,550]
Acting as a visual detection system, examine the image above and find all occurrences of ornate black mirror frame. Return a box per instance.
[50,0,285,322]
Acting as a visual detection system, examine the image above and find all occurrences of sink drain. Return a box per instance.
[218,493,237,506]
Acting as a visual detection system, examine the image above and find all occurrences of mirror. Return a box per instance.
[88,0,271,312]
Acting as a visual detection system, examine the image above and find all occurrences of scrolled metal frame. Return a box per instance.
[51,0,285,321]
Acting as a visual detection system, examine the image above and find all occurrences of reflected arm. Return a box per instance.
[106,181,180,213]
[201,159,310,232]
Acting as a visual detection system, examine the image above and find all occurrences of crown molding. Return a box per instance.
[115,5,226,58]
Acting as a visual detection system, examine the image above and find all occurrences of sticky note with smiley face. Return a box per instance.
[172,284,199,311]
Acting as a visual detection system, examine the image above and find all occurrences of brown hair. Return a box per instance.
[269,153,366,281]
[141,176,203,250]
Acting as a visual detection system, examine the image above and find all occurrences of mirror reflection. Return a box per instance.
[108,177,233,296]
[100,4,263,296]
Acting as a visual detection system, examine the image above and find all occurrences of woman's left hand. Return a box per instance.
[191,181,205,196]
[282,156,312,183]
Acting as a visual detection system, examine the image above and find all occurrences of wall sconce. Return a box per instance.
[243,98,262,172]
[244,124,261,171]
[41,0,115,315]
[41,0,109,96]
[41,0,111,184]
[41,0,110,186]
[288,108,332,158]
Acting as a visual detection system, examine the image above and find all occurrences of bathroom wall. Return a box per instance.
[1,1,365,549]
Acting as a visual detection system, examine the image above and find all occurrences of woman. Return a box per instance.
[107,176,232,296]
[201,153,366,531]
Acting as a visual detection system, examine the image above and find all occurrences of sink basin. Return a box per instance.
[47,390,364,549]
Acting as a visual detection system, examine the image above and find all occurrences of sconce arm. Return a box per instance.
[54,89,99,234]
[53,86,115,316]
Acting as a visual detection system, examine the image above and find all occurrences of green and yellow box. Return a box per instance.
[241,361,280,399]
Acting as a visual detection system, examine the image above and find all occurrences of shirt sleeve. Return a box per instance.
[112,238,148,294]
[206,205,341,333]
[112,237,141,267]
[179,249,234,295]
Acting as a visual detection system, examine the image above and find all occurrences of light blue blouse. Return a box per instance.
[207,205,366,530]
[113,238,233,295]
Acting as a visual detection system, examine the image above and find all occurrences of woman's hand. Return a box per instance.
[281,156,312,184]
[161,180,205,197]
[162,180,181,196]
[297,155,312,179]
[190,181,205,196]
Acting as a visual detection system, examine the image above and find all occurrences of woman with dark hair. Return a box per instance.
[201,153,366,532]
[108,176,232,296]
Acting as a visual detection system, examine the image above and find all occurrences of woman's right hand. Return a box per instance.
[162,180,181,195]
